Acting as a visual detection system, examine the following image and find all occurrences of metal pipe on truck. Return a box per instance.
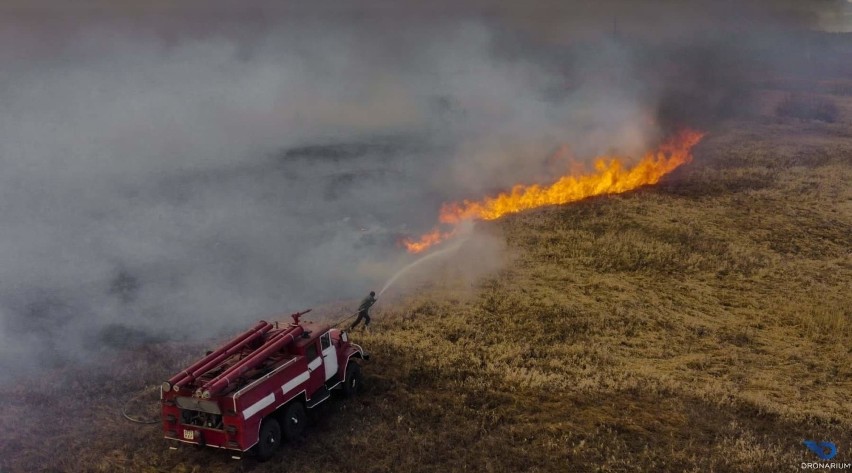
[163,320,273,392]
[200,324,305,398]
[171,322,275,391]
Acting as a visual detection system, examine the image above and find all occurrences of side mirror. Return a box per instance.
[341,332,348,342]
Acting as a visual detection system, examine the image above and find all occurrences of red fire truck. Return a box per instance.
[160,310,368,460]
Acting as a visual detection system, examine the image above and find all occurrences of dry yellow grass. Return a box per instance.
[1,96,850,472]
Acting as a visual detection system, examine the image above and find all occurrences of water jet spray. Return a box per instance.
[379,237,469,297]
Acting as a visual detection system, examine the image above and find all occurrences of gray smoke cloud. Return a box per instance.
[0,0,846,379]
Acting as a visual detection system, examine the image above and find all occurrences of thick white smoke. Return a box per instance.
[0,1,841,380]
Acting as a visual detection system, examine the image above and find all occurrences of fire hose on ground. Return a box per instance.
[122,386,160,424]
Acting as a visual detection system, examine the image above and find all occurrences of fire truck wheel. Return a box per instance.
[282,402,307,441]
[343,362,362,398]
[255,418,281,461]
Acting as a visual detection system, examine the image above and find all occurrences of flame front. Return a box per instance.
[403,129,705,253]
[401,227,458,254]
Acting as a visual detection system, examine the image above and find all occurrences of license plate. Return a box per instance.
[183,430,196,440]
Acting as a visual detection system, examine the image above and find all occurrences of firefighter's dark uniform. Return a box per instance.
[349,293,377,330]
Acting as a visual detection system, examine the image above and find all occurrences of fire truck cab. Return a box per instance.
[161,310,367,460]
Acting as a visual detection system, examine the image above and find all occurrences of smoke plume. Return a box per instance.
[0,0,846,380]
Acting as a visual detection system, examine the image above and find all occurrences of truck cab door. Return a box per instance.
[320,332,338,382]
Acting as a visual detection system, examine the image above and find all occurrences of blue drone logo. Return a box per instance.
[803,441,838,461]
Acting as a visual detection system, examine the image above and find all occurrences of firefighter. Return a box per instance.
[349,291,377,331]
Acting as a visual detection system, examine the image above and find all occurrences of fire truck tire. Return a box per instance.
[282,402,306,441]
[343,362,362,398]
[255,417,281,461]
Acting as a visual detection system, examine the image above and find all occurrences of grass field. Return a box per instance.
[1,88,850,472]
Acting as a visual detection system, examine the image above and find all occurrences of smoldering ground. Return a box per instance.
[0,0,847,381]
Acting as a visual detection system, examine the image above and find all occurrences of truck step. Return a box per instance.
[306,386,331,408]
[326,373,340,386]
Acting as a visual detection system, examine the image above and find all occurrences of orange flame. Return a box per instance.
[401,227,458,254]
[403,129,705,253]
